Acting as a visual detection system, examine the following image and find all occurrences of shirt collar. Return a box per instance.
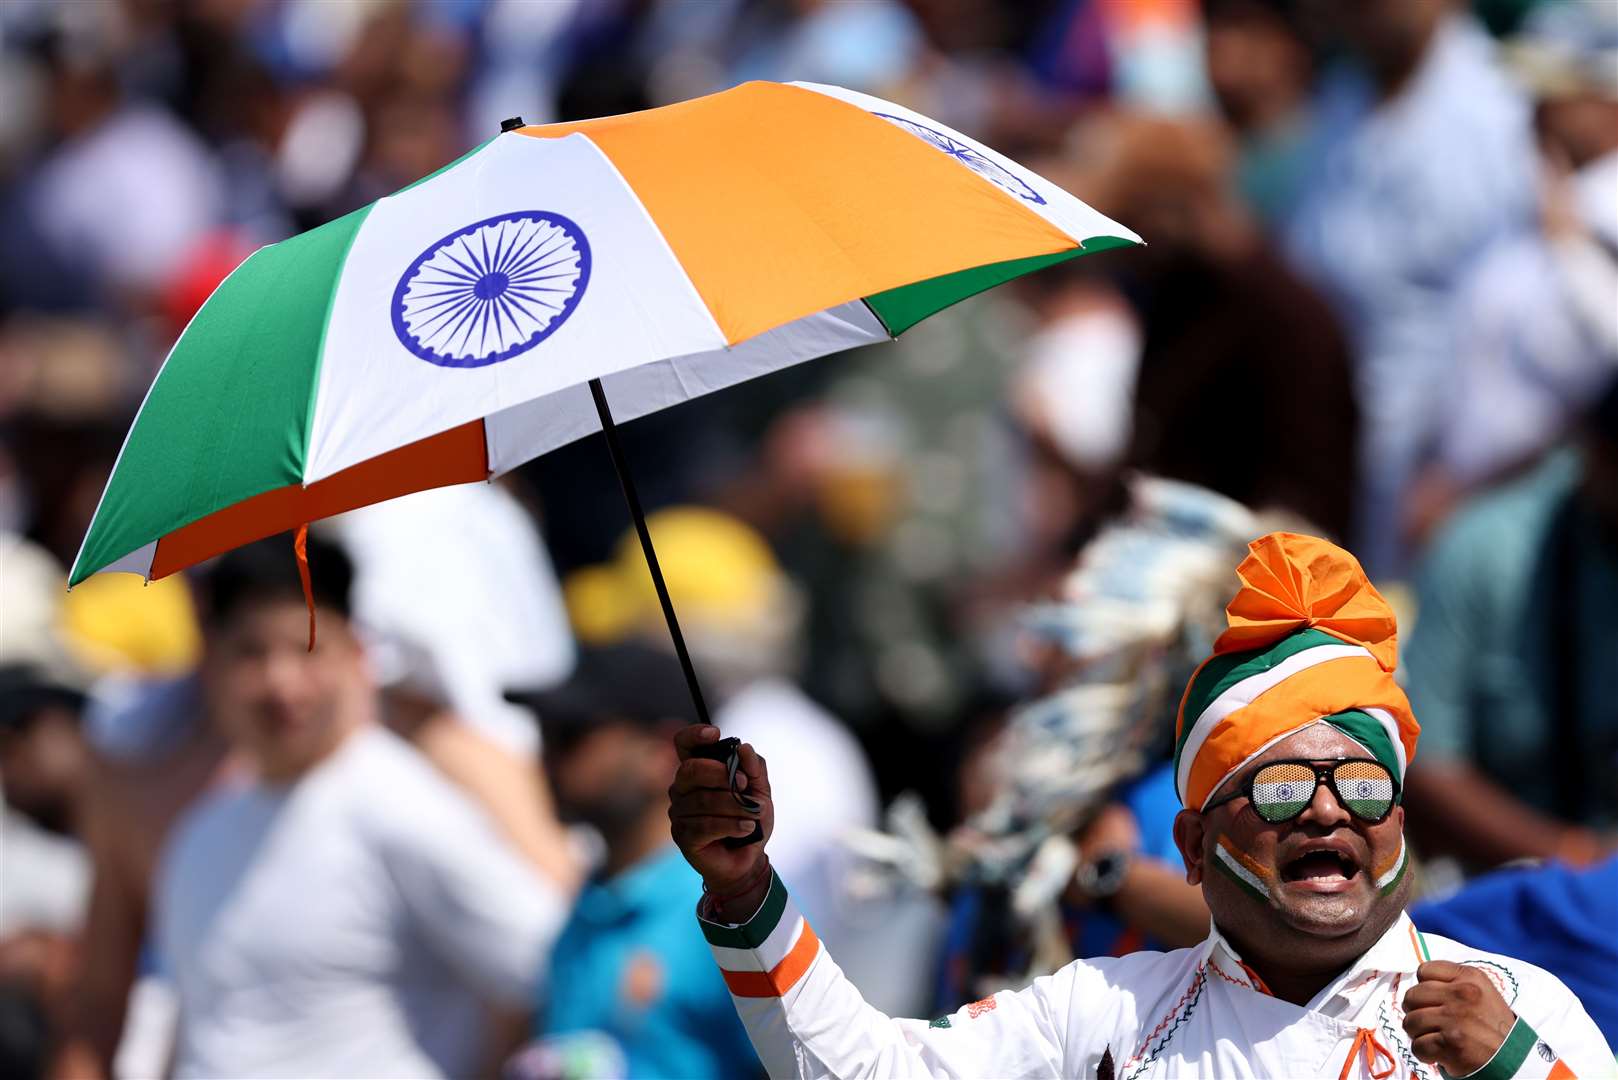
[577,844,695,923]
[1201,910,1426,1000]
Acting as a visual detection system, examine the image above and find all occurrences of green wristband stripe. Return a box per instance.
[1459,1016,1537,1080]
[699,871,788,949]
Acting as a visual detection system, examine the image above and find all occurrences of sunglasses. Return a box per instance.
[1205,758,1399,824]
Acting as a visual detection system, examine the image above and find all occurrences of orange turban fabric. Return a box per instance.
[1173,533,1419,810]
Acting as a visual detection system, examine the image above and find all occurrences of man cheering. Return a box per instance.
[669,533,1613,1079]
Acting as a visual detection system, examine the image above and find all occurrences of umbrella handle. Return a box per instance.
[588,380,764,849]
[688,737,766,848]
[587,377,712,728]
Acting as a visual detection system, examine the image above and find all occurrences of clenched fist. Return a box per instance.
[669,725,774,919]
[1402,961,1519,1077]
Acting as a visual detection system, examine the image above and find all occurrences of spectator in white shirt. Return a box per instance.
[152,533,568,1079]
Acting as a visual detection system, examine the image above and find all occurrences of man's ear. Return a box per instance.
[1173,809,1206,885]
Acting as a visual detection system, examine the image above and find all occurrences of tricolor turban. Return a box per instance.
[1173,532,1420,811]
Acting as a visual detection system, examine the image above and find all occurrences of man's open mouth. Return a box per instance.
[1281,844,1361,883]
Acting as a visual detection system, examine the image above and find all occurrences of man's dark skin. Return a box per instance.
[671,721,1520,1077]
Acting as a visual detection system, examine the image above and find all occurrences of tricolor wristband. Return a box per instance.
[698,870,822,999]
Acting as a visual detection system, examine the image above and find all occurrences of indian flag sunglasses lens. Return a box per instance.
[1250,763,1317,822]
[1248,761,1394,823]
[1332,760,1394,820]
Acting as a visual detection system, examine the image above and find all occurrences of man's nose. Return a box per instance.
[263,648,306,701]
[1297,778,1350,828]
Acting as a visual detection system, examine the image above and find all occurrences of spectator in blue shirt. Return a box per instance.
[1402,379,1618,868]
[507,645,759,1080]
[1284,0,1536,576]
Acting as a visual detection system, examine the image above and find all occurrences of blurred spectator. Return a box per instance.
[1402,378,1618,868]
[0,532,73,672]
[1408,0,1618,540]
[1284,0,1536,576]
[1064,113,1359,540]
[328,483,581,889]
[1092,0,1210,112]
[0,660,91,861]
[151,534,566,1078]
[0,662,92,1080]
[562,509,881,960]
[510,643,758,1080]
[913,478,1266,1001]
[21,28,225,306]
[727,0,923,94]
[1203,0,1318,223]
[1010,269,1139,531]
[49,671,226,1080]
[331,482,575,756]
[0,531,182,1080]
[933,761,1202,1010]
[1412,855,1618,1048]
[2,408,129,572]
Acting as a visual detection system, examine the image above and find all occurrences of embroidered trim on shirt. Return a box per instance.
[1122,966,1207,1080]
[1205,957,1273,997]
[1460,960,1519,1007]
[1206,959,1251,991]
[1203,958,1274,1003]
[1377,995,1431,1080]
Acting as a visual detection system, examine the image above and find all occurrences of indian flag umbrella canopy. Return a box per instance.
[71,80,1139,592]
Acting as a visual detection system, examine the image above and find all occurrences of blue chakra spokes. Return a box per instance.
[393,210,591,368]
[872,113,1046,206]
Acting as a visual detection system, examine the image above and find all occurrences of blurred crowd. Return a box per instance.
[1,0,1615,1077]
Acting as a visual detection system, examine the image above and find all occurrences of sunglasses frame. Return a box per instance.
[1205,757,1401,824]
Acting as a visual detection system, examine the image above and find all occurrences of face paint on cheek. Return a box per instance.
[1371,833,1408,896]
[1212,833,1276,903]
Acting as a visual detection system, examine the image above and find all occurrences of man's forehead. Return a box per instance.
[1211,721,1365,800]
[1258,722,1364,762]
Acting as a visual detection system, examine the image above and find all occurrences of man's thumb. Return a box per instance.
[1416,960,1463,983]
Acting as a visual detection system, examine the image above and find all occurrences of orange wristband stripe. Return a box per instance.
[721,919,821,998]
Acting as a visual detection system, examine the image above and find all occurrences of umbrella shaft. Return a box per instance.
[587,377,713,727]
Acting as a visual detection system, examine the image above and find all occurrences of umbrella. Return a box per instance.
[70,80,1140,735]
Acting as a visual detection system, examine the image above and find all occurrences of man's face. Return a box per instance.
[545,721,668,834]
[1175,723,1410,961]
[201,598,368,783]
[0,704,86,833]
[1205,11,1311,135]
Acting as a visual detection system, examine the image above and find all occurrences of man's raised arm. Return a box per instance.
[669,725,1076,1079]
